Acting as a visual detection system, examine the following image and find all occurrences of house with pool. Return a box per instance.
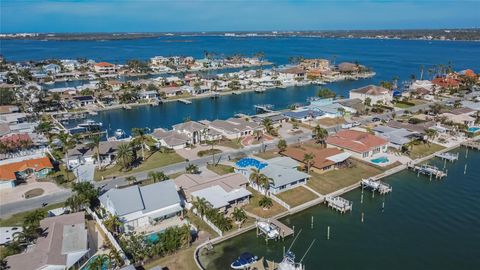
[234,157,310,194]
[99,180,184,233]
[326,130,388,160]
[0,156,53,190]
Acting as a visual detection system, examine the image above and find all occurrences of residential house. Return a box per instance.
[0,113,27,124]
[338,62,360,73]
[349,85,393,105]
[159,86,184,98]
[72,95,95,107]
[282,109,324,122]
[0,156,53,189]
[172,121,221,144]
[208,118,262,140]
[0,105,20,114]
[326,130,388,159]
[151,128,189,149]
[281,67,306,80]
[372,125,420,149]
[282,146,351,173]
[99,180,183,232]
[6,212,90,270]
[139,90,158,101]
[174,173,251,212]
[66,141,122,169]
[94,62,116,74]
[43,63,61,74]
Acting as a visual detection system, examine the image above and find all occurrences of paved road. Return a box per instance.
[0,190,72,218]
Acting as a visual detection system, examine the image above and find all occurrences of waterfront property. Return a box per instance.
[326,130,388,160]
[372,125,420,149]
[174,173,251,213]
[207,118,263,140]
[0,156,53,189]
[172,120,222,145]
[66,141,122,169]
[99,180,183,232]
[282,145,351,173]
[151,128,190,150]
[5,212,90,270]
[349,85,393,105]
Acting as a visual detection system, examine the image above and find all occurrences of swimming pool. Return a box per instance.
[146,232,160,243]
[371,156,389,164]
[80,255,109,270]
[467,126,480,133]
[235,158,267,170]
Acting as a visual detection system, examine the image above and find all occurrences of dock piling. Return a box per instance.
[361,212,364,223]
[327,226,330,240]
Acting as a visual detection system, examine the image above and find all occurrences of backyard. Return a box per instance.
[206,164,234,175]
[243,187,287,218]
[276,186,319,208]
[307,159,384,195]
[408,143,445,159]
[254,150,281,160]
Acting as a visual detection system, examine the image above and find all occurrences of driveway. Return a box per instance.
[176,145,236,161]
[73,163,95,182]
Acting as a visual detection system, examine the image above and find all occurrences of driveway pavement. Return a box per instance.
[73,163,95,182]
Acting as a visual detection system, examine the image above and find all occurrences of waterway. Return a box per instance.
[199,147,480,270]
[2,37,479,134]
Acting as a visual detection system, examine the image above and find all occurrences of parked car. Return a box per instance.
[352,121,361,127]
[372,117,381,122]
[341,123,353,129]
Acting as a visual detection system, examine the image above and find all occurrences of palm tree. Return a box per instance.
[364,97,372,107]
[65,194,89,212]
[277,139,287,153]
[88,135,102,169]
[206,140,217,165]
[253,130,263,141]
[89,254,109,270]
[259,196,273,210]
[104,214,122,235]
[132,127,149,161]
[186,163,200,174]
[313,125,328,145]
[126,176,137,185]
[116,143,133,171]
[58,131,76,180]
[303,153,315,173]
[425,129,438,144]
[262,118,274,135]
[232,207,247,224]
[212,80,220,92]
[192,197,211,217]
[23,209,46,228]
[258,175,272,195]
[148,171,168,183]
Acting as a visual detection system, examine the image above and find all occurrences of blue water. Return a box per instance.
[146,232,160,243]
[2,37,479,134]
[235,158,267,170]
[371,156,389,164]
[467,127,480,133]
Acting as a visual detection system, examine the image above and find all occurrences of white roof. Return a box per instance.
[326,152,352,163]
[191,185,251,209]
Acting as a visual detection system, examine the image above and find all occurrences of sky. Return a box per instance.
[1,0,479,33]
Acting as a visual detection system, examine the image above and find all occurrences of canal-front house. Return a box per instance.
[151,128,189,150]
[207,118,262,140]
[349,85,393,105]
[172,121,222,145]
[66,141,122,169]
[94,61,117,74]
[174,173,251,214]
[99,180,183,233]
[326,130,388,160]
[0,156,53,190]
[282,146,351,173]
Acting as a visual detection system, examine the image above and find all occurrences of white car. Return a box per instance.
[341,123,353,129]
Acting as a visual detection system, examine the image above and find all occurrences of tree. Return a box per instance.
[116,143,133,171]
[364,97,372,107]
[453,100,462,108]
[313,125,328,145]
[192,197,211,217]
[88,135,102,169]
[126,176,137,185]
[132,128,149,161]
[429,103,444,115]
[0,88,15,105]
[89,254,109,270]
[317,88,336,99]
[249,168,270,195]
[58,131,76,180]
[232,207,247,224]
[104,214,122,235]
[262,118,274,135]
[277,139,287,153]
[186,163,200,174]
[425,129,438,144]
[206,140,217,165]
[148,171,168,183]
[259,196,273,209]
[303,153,315,173]
[23,209,46,228]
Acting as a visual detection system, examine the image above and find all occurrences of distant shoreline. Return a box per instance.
[2,29,480,41]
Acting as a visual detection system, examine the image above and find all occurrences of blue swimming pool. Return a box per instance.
[371,156,389,164]
[146,232,159,243]
[235,158,267,170]
[467,126,480,133]
[80,255,109,270]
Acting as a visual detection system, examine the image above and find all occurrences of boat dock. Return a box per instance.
[408,164,447,179]
[254,104,274,113]
[435,152,459,162]
[361,178,392,195]
[461,141,480,150]
[256,218,294,241]
[325,196,353,213]
[178,99,192,104]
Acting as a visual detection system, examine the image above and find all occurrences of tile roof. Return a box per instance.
[94,62,114,67]
[174,173,248,197]
[350,85,389,95]
[326,130,388,153]
[0,157,53,181]
[282,146,346,170]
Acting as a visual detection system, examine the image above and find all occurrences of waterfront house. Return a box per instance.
[99,180,183,232]
[349,85,393,105]
[432,76,460,90]
[139,90,158,101]
[326,130,388,159]
[387,120,439,138]
[338,62,362,73]
[94,62,116,74]
[251,113,288,126]
[440,112,476,127]
[6,212,90,270]
[234,157,310,194]
[66,141,122,169]
[282,146,351,173]
[151,128,189,149]
[43,63,61,74]
[372,125,420,149]
[283,109,324,122]
[159,86,184,97]
[174,173,251,213]
[0,156,53,189]
[61,59,80,71]
[280,66,306,80]
[208,118,262,140]
[172,121,221,144]
[72,95,95,107]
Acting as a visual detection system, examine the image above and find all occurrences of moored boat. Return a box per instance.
[256,221,279,239]
[230,252,258,269]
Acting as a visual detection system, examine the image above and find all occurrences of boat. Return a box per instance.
[256,221,279,239]
[78,120,103,131]
[255,87,266,93]
[230,252,258,269]
[277,251,304,270]
[114,129,126,139]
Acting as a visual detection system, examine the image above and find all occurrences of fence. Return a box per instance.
[270,194,291,210]
[192,208,223,237]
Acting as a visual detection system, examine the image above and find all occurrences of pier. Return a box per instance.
[256,218,294,241]
[178,99,192,104]
[461,141,480,150]
[325,196,353,213]
[254,104,274,113]
[361,178,392,195]
[408,164,447,179]
[435,152,459,162]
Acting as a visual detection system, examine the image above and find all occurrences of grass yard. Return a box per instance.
[94,151,184,180]
[408,143,445,159]
[144,245,198,270]
[394,102,414,109]
[243,187,287,218]
[197,148,222,157]
[276,186,319,208]
[217,139,243,149]
[254,150,281,160]
[316,117,346,127]
[0,202,65,226]
[206,164,234,175]
[307,159,384,195]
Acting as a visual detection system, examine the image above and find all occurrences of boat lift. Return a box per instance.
[361,178,392,195]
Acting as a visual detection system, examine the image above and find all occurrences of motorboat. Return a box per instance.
[114,129,126,139]
[78,119,103,131]
[230,252,258,269]
[277,251,304,270]
[257,221,279,239]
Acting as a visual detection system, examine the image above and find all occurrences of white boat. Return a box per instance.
[277,251,304,270]
[114,129,126,139]
[257,221,279,239]
[230,252,258,269]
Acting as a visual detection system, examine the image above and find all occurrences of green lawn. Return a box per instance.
[144,245,198,270]
[197,148,222,157]
[394,102,414,108]
[217,139,243,149]
[254,150,281,160]
[0,202,65,227]
[94,151,184,180]
[307,159,384,195]
[243,187,287,218]
[206,164,234,175]
[276,186,319,208]
[408,143,445,159]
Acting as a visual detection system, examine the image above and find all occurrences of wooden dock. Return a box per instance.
[178,99,192,104]
[254,104,274,113]
[256,218,294,241]
[462,141,480,150]
[408,164,447,179]
[361,178,392,195]
[435,152,459,162]
[325,196,353,213]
